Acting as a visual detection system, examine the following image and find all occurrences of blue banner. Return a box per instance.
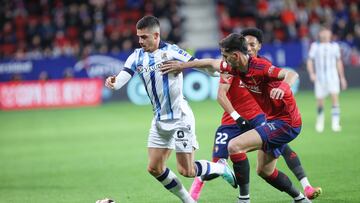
[0,42,304,104]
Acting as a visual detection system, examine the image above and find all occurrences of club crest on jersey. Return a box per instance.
[161,52,168,60]
[183,142,188,148]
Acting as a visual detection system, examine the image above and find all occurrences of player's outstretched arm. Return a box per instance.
[270,69,298,100]
[105,70,132,90]
[160,59,221,74]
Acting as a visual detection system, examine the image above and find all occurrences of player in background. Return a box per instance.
[161,34,312,202]
[180,28,321,202]
[102,16,237,203]
[306,27,347,132]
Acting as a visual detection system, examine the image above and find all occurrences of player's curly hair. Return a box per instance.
[219,33,248,54]
[241,27,263,44]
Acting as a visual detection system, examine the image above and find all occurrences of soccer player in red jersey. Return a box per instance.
[242,28,321,200]
[161,33,313,202]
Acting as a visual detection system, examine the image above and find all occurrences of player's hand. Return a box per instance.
[270,88,285,100]
[236,117,250,130]
[160,60,183,75]
[340,77,347,90]
[105,75,116,89]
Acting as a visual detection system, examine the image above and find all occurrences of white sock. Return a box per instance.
[156,168,192,202]
[239,194,250,199]
[294,193,305,200]
[300,177,310,189]
[332,106,340,126]
[194,160,224,176]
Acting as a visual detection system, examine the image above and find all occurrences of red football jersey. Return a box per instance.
[219,61,263,125]
[220,57,302,127]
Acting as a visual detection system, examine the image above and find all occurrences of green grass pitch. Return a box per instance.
[1,89,360,203]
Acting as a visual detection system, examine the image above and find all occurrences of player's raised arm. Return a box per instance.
[160,58,221,74]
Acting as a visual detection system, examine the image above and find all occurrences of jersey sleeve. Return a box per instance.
[169,44,195,62]
[263,61,282,79]
[123,51,137,76]
[334,43,341,59]
[220,73,234,84]
[308,42,317,59]
[219,60,232,73]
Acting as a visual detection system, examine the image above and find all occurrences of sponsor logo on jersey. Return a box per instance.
[136,63,163,73]
[242,82,262,94]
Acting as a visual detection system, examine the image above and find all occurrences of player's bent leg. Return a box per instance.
[316,99,325,133]
[257,151,310,202]
[148,148,195,203]
[148,147,172,176]
[282,146,322,199]
[330,93,341,132]
[189,157,222,201]
[282,145,306,181]
[227,130,263,202]
[228,129,263,154]
[176,151,196,177]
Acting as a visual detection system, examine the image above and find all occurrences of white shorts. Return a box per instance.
[315,80,340,99]
[147,103,199,153]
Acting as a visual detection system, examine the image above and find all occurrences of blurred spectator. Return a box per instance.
[216,0,360,49]
[0,0,185,60]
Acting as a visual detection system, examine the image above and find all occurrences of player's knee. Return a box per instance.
[147,165,163,177]
[256,166,272,178]
[178,168,195,178]
[228,139,246,154]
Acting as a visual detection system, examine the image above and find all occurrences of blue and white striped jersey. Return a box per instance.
[308,42,341,84]
[123,41,195,121]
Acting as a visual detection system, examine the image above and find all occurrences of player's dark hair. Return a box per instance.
[219,33,248,54]
[241,27,263,44]
[136,15,160,30]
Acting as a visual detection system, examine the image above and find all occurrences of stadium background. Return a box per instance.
[1,0,360,202]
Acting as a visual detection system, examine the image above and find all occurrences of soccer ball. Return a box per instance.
[96,198,115,203]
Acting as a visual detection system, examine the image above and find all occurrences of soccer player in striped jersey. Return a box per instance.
[306,27,347,132]
[161,34,312,202]
[104,16,236,203]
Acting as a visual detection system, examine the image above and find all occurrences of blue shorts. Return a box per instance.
[212,114,266,159]
[255,119,301,158]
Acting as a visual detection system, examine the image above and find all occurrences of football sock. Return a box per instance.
[156,168,193,202]
[317,106,324,115]
[332,105,340,124]
[194,160,224,177]
[282,145,306,181]
[263,168,300,198]
[300,177,311,190]
[230,153,250,196]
